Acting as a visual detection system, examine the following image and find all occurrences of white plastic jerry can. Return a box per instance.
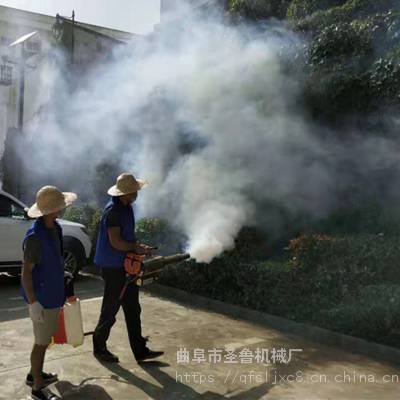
[63,297,84,347]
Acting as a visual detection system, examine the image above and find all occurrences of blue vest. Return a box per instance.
[94,196,136,268]
[21,218,65,309]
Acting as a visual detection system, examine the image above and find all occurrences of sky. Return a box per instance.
[0,0,160,34]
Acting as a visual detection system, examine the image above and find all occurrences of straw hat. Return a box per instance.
[107,173,148,197]
[28,186,77,218]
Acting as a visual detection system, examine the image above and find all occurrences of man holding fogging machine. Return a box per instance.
[93,173,164,363]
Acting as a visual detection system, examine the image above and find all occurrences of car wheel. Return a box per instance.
[64,249,80,277]
[63,236,86,278]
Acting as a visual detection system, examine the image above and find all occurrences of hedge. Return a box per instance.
[159,233,400,347]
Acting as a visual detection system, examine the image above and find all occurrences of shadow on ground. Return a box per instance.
[56,380,113,399]
[97,359,300,399]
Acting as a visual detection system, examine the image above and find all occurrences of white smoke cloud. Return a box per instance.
[20,8,400,263]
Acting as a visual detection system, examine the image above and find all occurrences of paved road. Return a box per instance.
[1,272,400,399]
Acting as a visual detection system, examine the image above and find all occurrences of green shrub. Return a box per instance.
[316,285,400,345]
[225,226,270,261]
[62,203,101,244]
[298,0,400,31]
[63,203,97,231]
[87,208,102,244]
[308,21,373,66]
[369,50,400,103]
[159,257,299,313]
[159,226,274,305]
[287,0,347,22]
[298,10,400,125]
[228,0,291,20]
[158,226,400,348]
[136,217,185,254]
[289,233,400,281]
[160,251,349,322]
[303,67,371,122]
[288,233,334,268]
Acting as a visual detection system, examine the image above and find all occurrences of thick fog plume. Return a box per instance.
[20,10,400,263]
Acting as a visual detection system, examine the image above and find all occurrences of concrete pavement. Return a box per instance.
[1,273,400,399]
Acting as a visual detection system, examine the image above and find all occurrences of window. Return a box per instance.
[24,40,41,53]
[0,195,25,218]
[0,195,11,216]
[0,65,12,86]
[11,202,25,218]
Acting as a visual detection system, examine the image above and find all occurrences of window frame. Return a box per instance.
[0,194,26,219]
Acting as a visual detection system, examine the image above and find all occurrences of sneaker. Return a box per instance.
[26,372,58,387]
[31,387,61,400]
[136,349,164,363]
[94,348,119,363]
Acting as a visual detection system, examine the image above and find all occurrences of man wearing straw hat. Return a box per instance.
[21,186,77,400]
[93,172,163,363]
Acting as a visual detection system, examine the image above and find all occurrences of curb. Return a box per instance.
[144,283,400,366]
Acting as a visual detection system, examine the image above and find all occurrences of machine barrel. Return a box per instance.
[143,253,190,275]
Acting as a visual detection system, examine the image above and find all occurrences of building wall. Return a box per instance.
[60,20,125,78]
[0,5,134,161]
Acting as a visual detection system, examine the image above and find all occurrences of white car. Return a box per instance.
[0,189,92,276]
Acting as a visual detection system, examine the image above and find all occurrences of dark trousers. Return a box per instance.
[93,267,147,358]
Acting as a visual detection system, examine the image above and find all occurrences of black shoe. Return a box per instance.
[31,387,61,400]
[94,348,119,363]
[136,349,164,363]
[26,372,58,387]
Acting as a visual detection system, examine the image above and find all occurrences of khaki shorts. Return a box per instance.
[32,308,61,346]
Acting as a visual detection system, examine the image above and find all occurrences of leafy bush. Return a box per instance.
[63,203,97,228]
[63,203,99,240]
[316,285,400,345]
[136,217,185,254]
[87,208,102,244]
[159,230,400,347]
[302,11,400,121]
[159,257,299,313]
[287,0,347,22]
[224,226,270,261]
[369,50,400,103]
[288,233,334,268]
[298,0,400,32]
[303,67,371,122]
[289,233,400,281]
[307,12,400,63]
[63,203,102,261]
[160,251,345,322]
[228,0,291,20]
[307,21,373,66]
